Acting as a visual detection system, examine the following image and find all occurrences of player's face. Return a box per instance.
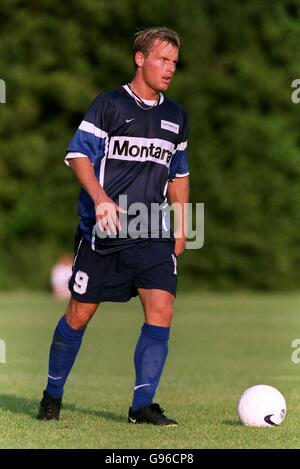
[139,40,179,93]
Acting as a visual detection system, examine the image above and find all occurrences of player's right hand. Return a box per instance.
[95,197,127,236]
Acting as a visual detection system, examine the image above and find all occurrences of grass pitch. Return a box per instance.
[1,290,300,448]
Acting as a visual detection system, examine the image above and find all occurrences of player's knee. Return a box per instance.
[65,299,97,330]
[165,305,174,324]
[66,313,90,330]
[147,302,174,326]
[161,303,173,321]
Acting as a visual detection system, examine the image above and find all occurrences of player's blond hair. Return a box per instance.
[133,27,180,61]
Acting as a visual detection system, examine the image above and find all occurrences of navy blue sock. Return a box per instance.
[132,323,170,411]
[45,315,85,399]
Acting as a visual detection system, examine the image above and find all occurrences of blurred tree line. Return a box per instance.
[0,0,300,290]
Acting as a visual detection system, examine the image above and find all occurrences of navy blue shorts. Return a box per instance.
[68,238,178,303]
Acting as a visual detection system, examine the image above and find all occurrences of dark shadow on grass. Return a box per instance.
[223,419,243,426]
[0,394,124,423]
[64,403,125,423]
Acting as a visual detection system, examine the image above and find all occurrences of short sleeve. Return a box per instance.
[168,110,189,181]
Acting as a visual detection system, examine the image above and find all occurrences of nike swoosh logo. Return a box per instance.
[48,375,63,380]
[126,118,136,123]
[264,414,279,426]
[129,417,136,423]
[134,383,151,391]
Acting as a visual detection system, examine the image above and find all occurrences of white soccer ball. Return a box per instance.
[237,384,286,427]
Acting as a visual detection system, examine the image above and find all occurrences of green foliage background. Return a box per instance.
[0,0,300,290]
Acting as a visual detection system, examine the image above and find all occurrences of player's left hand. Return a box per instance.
[174,236,186,257]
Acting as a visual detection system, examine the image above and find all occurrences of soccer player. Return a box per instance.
[37,27,189,426]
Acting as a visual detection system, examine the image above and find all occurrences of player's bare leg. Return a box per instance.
[128,288,177,426]
[138,288,174,327]
[65,298,99,329]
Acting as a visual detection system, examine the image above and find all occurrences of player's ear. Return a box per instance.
[134,51,145,67]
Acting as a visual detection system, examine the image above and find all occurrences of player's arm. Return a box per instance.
[66,94,125,234]
[68,157,125,235]
[167,175,190,257]
[68,157,107,205]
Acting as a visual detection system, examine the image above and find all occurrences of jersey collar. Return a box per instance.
[123,84,164,106]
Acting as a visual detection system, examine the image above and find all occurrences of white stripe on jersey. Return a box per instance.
[175,141,187,152]
[91,131,110,250]
[79,120,108,139]
[91,225,96,251]
[64,152,89,166]
[72,237,83,267]
[99,145,108,186]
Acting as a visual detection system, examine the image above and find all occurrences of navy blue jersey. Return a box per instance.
[66,85,189,253]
